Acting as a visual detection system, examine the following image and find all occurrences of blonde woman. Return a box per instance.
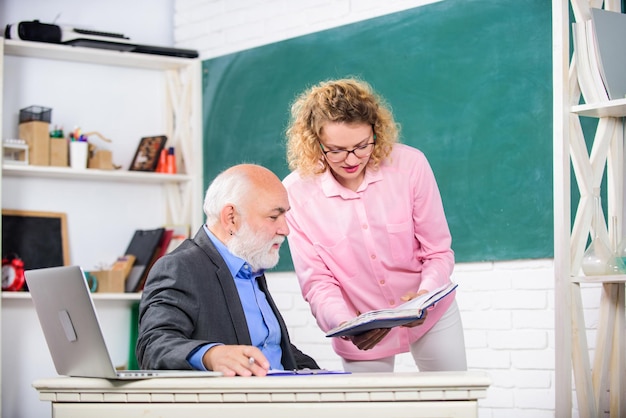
[283,78,466,373]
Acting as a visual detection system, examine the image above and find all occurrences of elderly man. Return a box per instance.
[136,164,318,376]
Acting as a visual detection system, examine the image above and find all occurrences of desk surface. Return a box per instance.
[34,371,491,400]
[34,372,491,418]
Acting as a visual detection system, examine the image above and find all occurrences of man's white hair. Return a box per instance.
[203,169,252,225]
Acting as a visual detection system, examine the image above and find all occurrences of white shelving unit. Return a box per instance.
[553,1,626,417]
[0,38,203,418]
[2,164,192,183]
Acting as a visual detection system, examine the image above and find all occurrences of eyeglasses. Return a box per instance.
[319,138,376,163]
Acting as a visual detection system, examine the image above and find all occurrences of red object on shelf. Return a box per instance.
[166,147,176,174]
[155,148,167,173]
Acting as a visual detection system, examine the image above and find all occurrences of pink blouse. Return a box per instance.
[283,143,456,360]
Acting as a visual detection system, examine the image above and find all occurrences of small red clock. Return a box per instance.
[2,254,25,291]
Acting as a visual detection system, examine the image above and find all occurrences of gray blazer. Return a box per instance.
[136,228,318,371]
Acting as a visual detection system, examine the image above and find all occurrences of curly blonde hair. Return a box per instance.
[285,78,399,176]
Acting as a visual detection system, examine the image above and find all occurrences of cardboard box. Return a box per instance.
[90,270,126,293]
[88,149,113,170]
[49,137,68,167]
[111,254,135,279]
[18,121,50,166]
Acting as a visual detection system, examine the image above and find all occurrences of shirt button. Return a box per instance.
[371,254,376,259]
[379,280,385,285]
[389,300,395,306]
[362,224,368,229]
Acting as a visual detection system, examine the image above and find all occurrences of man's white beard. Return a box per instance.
[227,221,283,272]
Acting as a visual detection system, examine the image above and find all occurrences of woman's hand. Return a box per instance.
[399,289,430,328]
[341,288,432,349]
[345,328,391,350]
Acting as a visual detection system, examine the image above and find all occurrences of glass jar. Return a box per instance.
[581,192,613,276]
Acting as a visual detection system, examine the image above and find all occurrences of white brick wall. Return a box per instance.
[175,0,442,59]
[261,260,567,417]
[172,1,600,417]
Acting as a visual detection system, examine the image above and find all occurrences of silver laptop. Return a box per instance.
[25,265,222,379]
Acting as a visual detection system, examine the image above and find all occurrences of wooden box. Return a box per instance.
[90,270,125,293]
[88,149,113,170]
[49,138,68,167]
[18,121,50,166]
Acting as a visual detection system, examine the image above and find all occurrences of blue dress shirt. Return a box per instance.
[187,226,284,370]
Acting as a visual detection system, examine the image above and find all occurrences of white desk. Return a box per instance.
[33,371,490,418]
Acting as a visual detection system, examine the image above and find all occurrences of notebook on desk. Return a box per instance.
[24,265,221,380]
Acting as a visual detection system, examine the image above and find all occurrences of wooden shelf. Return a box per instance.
[4,39,195,70]
[571,97,626,117]
[1,33,202,418]
[555,2,626,416]
[2,164,191,184]
[572,274,626,284]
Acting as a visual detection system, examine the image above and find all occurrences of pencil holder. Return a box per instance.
[69,141,88,169]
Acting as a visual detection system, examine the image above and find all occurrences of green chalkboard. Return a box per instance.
[202,0,553,270]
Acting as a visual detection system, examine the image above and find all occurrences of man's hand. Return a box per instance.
[203,345,270,377]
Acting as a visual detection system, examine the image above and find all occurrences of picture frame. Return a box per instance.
[128,135,167,172]
[1,209,70,270]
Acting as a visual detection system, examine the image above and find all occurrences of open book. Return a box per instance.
[325,282,458,338]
